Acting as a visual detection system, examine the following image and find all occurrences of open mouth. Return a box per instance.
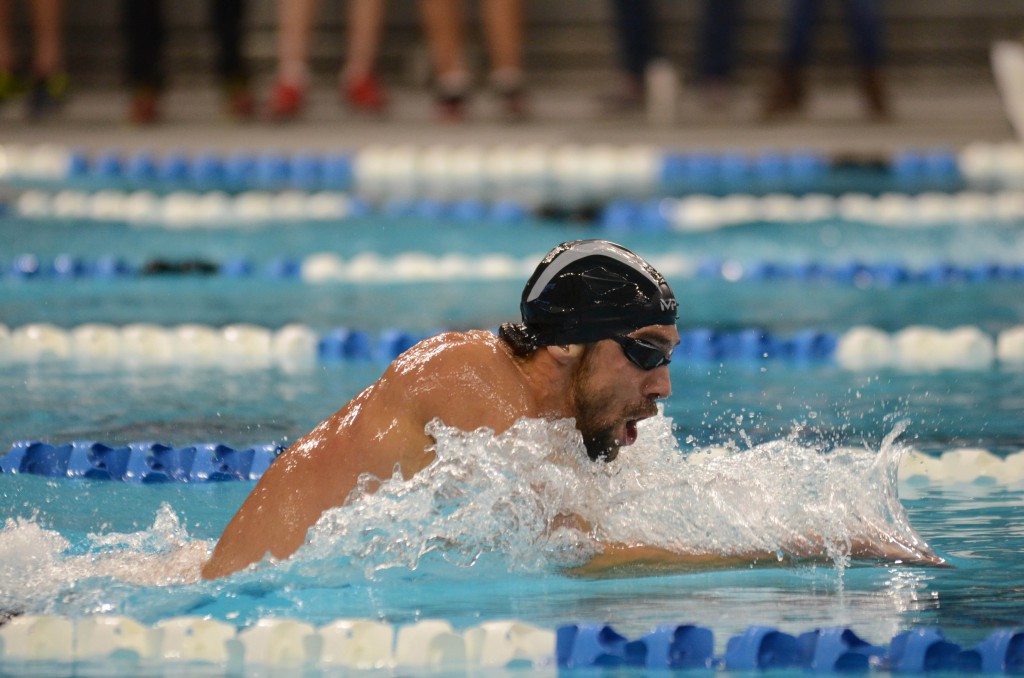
[623,419,639,446]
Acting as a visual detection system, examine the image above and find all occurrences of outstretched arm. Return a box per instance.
[568,537,947,579]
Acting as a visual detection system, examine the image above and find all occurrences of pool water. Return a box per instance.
[2,199,1024,672]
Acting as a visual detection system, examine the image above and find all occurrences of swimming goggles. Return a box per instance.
[611,335,673,370]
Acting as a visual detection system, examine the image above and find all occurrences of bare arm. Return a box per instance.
[569,537,946,579]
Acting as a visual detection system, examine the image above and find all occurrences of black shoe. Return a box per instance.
[26,72,69,120]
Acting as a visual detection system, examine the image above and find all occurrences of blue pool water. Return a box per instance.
[2,181,1024,672]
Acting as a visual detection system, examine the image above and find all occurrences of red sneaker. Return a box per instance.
[128,87,160,125]
[223,79,255,121]
[344,75,387,114]
[268,81,304,121]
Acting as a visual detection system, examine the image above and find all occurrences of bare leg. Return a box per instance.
[342,0,384,83]
[270,0,317,119]
[30,0,63,75]
[340,0,388,111]
[26,0,67,118]
[0,0,12,73]
[277,0,317,85]
[420,0,468,86]
[481,0,521,81]
[482,0,526,119]
[420,0,469,119]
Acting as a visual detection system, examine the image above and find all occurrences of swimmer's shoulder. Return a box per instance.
[387,330,533,423]
[391,330,517,376]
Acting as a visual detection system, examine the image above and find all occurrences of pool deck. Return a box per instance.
[0,79,1017,157]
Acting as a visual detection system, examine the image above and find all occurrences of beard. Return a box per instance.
[570,348,656,462]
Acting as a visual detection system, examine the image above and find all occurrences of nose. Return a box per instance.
[642,365,672,401]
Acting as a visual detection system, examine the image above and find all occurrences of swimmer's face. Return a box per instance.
[570,324,678,462]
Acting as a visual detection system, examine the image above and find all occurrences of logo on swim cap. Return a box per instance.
[515,240,678,346]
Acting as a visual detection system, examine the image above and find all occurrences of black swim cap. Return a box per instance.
[504,240,678,347]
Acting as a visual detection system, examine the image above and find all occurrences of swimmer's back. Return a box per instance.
[202,330,531,579]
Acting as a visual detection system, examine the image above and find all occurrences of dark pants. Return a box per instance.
[123,0,248,89]
[610,0,742,82]
[610,0,659,81]
[780,0,884,69]
[695,0,742,81]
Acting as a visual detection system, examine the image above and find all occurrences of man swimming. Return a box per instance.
[202,239,940,579]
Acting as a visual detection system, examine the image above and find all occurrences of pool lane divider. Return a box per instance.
[1,615,1022,673]
[0,143,981,199]
[3,323,1024,370]
[0,441,282,482]
[7,251,1024,286]
[2,441,1023,485]
[12,188,1024,230]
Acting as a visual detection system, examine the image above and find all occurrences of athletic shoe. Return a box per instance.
[343,75,387,113]
[268,80,304,121]
[128,86,160,125]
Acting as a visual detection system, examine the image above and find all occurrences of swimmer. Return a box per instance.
[202,240,942,579]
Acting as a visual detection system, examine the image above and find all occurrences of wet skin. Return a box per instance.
[202,323,944,579]
[202,326,677,579]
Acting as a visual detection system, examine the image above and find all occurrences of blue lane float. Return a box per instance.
[0,440,283,482]
[2,143,976,200]
[0,616,1021,673]
[553,624,1024,673]
[62,148,358,193]
[6,252,1024,286]
[5,322,1024,369]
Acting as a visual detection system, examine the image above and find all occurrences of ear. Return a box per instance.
[545,343,584,366]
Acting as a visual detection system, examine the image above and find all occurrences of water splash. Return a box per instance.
[0,504,207,615]
[0,413,936,617]
[293,412,934,578]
